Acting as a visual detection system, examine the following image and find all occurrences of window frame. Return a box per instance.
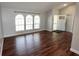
[15,14,40,32]
[34,15,40,29]
[25,15,33,30]
[15,14,24,32]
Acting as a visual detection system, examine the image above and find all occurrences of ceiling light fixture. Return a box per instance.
[63,4,68,6]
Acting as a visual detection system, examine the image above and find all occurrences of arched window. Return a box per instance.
[26,15,33,30]
[34,15,40,29]
[15,14,24,31]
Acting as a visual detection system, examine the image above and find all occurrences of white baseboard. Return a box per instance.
[4,29,46,38]
[45,29,53,32]
[70,48,79,55]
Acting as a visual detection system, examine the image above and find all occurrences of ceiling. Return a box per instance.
[0,2,70,13]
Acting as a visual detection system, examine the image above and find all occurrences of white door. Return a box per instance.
[57,19,66,31]
[53,15,66,31]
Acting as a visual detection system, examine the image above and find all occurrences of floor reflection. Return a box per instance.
[15,33,41,55]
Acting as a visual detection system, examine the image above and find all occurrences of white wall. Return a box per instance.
[0,6,4,56]
[0,20,2,38]
[1,7,47,37]
[1,7,15,37]
[47,11,53,31]
[46,8,60,31]
[0,7,2,38]
[59,4,76,32]
[70,3,79,54]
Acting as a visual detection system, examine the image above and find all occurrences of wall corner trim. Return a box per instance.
[70,48,79,55]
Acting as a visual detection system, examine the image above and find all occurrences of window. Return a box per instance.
[34,15,40,29]
[15,14,40,32]
[15,14,24,31]
[26,15,33,30]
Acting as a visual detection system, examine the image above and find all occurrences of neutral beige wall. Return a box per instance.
[59,4,76,32]
[59,4,76,15]
[71,3,79,54]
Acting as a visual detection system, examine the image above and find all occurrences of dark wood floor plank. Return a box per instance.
[2,31,79,56]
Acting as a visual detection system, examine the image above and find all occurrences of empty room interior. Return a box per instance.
[0,2,79,56]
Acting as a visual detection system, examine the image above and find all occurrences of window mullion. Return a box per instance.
[24,15,26,31]
[33,15,34,30]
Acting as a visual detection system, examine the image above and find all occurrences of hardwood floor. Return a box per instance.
[2,31,78,56]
